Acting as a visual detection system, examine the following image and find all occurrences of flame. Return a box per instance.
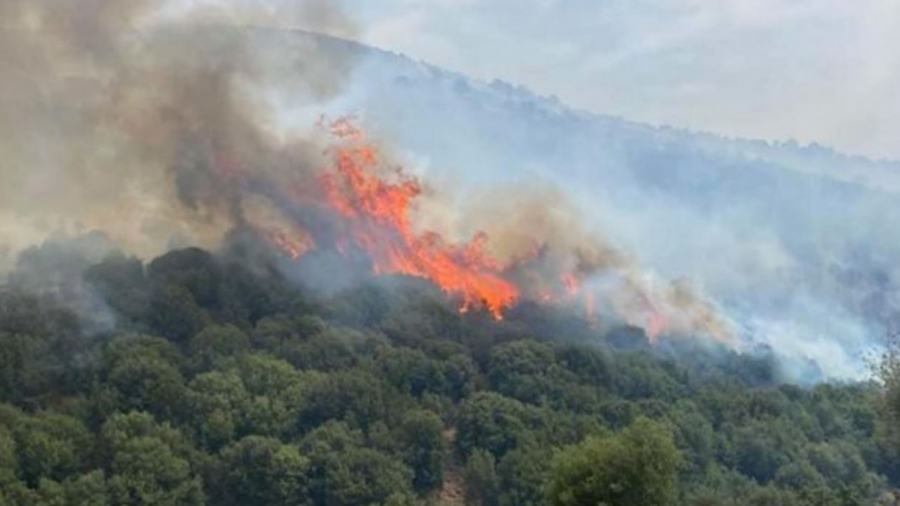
[318,120,518,319]
[561,273,579,296]
[266,230,311,260]
[227,117,724,342]
[646,310,666,342]
[636,291,667,342]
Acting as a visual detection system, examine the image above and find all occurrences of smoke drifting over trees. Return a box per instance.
[0,0,734,345]
[2,3,900,504]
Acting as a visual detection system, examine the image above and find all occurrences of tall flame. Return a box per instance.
[318,121,518,318]
[242,117,726,344]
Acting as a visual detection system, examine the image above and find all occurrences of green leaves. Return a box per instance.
[546,417,680,506]
[212,436,310,506]
[396,410,445,493]
[100,412,204,506]
[0,245,895,506]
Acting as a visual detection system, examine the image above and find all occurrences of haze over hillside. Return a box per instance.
[1,14,896,381]
[280,29,900,381]
[8,4,900,505]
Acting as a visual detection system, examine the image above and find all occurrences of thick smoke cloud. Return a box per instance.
[335,56,895,381]
[455,186,732,342]
[0,0,734,349]
[0,0,355,260]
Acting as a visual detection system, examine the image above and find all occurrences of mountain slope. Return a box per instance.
[283,30,898,380]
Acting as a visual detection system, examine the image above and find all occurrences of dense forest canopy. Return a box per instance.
[1,240,899,506]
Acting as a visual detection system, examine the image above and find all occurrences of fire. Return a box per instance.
[265,230,311,260]
[318,120,519,319]
[635,291,667,342]
[238,117,707,341]
[647,311,667,342]
[561,273,580,296]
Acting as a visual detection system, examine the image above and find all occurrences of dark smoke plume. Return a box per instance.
[0,0,357,261]
[0,0,734,346]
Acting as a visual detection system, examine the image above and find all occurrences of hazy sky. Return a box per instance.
[348,0,900,160]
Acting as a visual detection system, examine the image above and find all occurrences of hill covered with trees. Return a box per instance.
[1,244,899,505]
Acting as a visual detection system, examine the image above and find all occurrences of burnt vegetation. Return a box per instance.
[0,244,898,506]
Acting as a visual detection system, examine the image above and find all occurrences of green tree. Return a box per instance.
[84,253,150,325]
[188,324,250,372]
[102,336,187,421]
[464,449,499,506]
[8,411,92,486]
[545,417,680,506]
[185,371,250,450]
[397,409,445,493]
[0,424,20,488]
[456,392,531,460]
[34,471,108,506]
[496,443,550,506]
[302,421,414,506]
[99,412,204,506]
[211,436,310,506]
[147,285,208,344]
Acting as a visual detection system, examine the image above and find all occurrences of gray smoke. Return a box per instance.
[0,0,357,261]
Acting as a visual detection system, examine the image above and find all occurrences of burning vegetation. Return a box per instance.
[235,116,730,342]
[0,0,730,344]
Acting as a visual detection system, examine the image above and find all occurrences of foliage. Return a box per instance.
[0,246,894,505]
[545,417,680,506]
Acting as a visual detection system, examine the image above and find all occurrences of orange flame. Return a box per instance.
[265,230,312,260]
[636,292,667,342]
[241,118,684,338]
[318,120,518,319]
[561,273,579,296]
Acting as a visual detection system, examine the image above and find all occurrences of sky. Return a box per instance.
[347,0,900,161]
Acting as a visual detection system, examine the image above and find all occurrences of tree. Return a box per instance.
[456,392,531,460]
[211,436,310,506]
[147,285,208,344]
[488,340,557,394]
[396,409,445,493]
[0,331,50,403]
[102,336,187,421]
[8,411,92,487]
[34,471,109,506]
[185,371,250,450]
[99,412,204,506]
[302,421,414,505]
[464,449,499,506]
[228,354,313,437]
[297,369,406,432]
[84,253,150,325]
[106,435,204,506]
[875,338,900,462]
[496,443,550,506]
[188,325,250,372]
[0,424,20,488]
[545,417,680,506]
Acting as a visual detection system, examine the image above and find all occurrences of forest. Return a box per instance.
[2,242,900,506]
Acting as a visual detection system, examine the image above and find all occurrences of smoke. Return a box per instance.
[0,0,357,261]
[452,184,733,342]
[334,56,898,381]
[0,0,737,352]
[8,231,120,333]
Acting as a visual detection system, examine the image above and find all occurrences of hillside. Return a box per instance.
[287,28,900,381]
[0,243,897,505]
[3,18,900,505]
